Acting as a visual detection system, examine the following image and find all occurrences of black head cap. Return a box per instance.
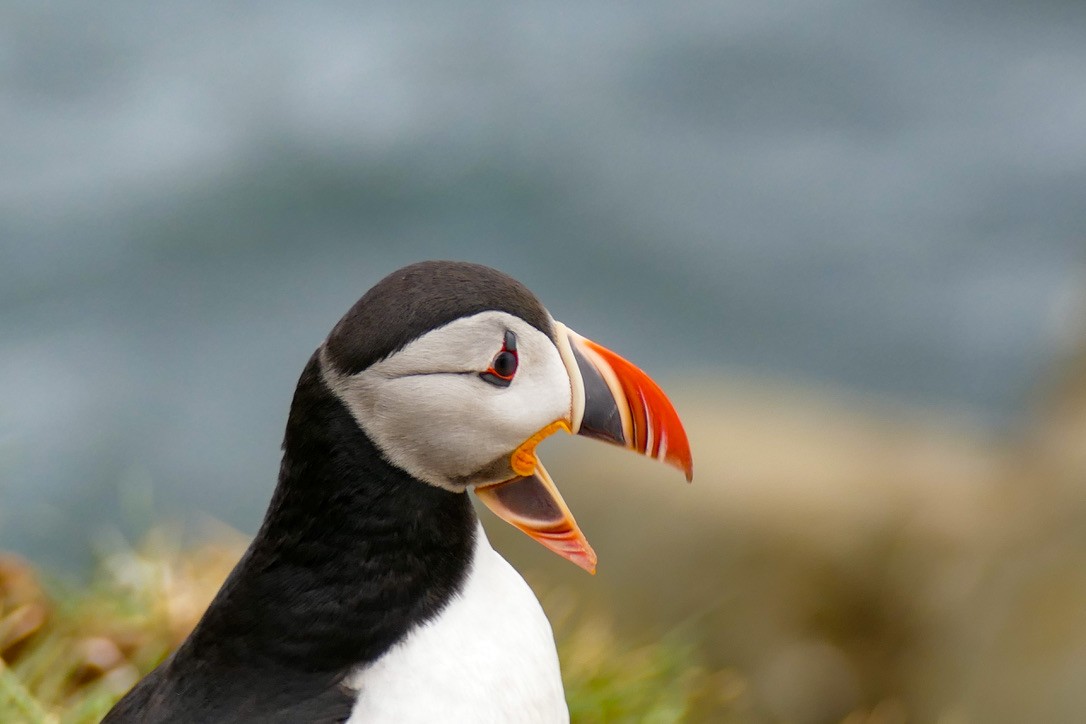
[325,261,555,375]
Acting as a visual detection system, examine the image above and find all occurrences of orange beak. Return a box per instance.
[474,323,693,573]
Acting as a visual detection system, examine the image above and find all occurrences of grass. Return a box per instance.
[0,532,724,723]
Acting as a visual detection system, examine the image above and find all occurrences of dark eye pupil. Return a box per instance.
[493,351,517,377]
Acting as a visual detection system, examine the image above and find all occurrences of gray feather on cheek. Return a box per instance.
[319,311,570,492]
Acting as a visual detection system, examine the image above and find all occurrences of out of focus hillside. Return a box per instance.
[5,0,1085,568]
[3,326,1086,722]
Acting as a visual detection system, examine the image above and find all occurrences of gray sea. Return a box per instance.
[2,1,1085,568]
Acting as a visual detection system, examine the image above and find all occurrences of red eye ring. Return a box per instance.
[480,331,518,388]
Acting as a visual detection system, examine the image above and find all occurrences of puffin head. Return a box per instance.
[319,260,692,573]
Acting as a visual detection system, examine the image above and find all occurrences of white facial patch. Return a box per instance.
[320,311,573,491]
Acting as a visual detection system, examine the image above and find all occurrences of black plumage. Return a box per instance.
[104,260,557,722]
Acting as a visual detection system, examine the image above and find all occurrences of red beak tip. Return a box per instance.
[572,549,598,574]
[665,456,694,482]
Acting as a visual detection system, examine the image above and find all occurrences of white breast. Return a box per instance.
[346,524,569,723]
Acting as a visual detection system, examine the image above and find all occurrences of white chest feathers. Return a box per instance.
[346,525,569,723]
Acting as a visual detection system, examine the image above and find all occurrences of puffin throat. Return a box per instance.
[180,351,477,675]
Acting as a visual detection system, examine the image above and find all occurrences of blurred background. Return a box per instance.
[2,1,1086,721]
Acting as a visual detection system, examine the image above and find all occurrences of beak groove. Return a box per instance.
[559,324,694,481]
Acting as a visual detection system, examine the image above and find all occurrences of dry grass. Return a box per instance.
[0,529,247,723]
[0,528,719,723]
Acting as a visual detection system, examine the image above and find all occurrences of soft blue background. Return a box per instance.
[2,1,1084,567]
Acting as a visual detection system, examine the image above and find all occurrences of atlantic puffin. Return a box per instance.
[104,260,693,723]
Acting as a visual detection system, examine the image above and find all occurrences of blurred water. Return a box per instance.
[1,1,1085,567]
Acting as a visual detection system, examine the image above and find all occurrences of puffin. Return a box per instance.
[104,260,693,723]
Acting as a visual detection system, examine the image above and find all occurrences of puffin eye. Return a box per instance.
[492,351,518,377]
[480,331,519,388]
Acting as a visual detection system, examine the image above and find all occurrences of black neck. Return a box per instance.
[180,351,477,675]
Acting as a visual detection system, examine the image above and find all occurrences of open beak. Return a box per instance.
[474,322,693,573]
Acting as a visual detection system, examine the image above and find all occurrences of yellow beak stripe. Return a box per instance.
[510,420,571,476]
